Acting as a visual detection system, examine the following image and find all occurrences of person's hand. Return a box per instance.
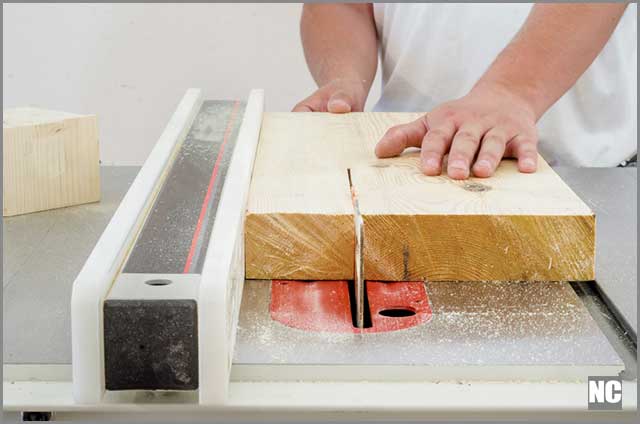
[293,78,368,113]
[374,83,539,179]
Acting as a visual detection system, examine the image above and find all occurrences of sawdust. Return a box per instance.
[234,280,620,374]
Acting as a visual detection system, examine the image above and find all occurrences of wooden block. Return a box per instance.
[3,107,100,216]
[245,112,595,282]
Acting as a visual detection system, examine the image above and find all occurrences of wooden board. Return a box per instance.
[245,112,595,282]
[352,155,594,281]
[3,107,101,216]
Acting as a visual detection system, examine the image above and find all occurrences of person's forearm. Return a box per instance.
[301,4,378,95]
[474,3,628,120]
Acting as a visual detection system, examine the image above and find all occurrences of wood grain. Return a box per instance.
[246,113,359,279]
[245,112,595,281]
[246,213,355,279]
[3,107,100,216]
[351,153,595,281]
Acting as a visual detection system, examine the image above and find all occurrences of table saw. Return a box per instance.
[3,90,637,421]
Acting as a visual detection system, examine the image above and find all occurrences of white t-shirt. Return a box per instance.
[372,3,637,166]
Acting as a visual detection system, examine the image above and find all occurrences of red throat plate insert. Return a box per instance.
[270,280,432,333]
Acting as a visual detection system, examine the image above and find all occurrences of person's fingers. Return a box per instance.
[292,89,331,112]
[420,121,456,175]
[447,121,490,179]
[508,134,538,173]
[292,102,315,112]
[472,128,509,178]
[327,91,355,113]
[375,116,429,158]
[292,94,325,112]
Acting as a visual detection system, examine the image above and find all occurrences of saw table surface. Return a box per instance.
[4,167,140,365]
[3,165,637,419]
[3,166,636,368]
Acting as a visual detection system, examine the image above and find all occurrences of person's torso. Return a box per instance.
[373,3,637,166]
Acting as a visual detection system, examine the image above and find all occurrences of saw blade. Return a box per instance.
[350,170,365,330]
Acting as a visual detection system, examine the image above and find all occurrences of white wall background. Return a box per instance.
[3,3,381,165]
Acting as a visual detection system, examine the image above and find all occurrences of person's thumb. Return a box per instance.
[327,91,355,113]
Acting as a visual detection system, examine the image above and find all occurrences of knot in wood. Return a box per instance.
[462,182,491,192]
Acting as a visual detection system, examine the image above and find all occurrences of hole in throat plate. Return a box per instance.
[378,308,416,318]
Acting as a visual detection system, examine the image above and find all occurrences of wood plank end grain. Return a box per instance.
[245,212,355,280]
[362,214,595,282]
